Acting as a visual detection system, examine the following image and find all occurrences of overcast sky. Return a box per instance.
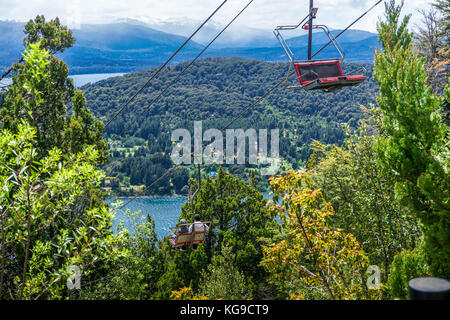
[0,0,431,34]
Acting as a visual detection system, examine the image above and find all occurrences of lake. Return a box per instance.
[107,193,273,239]
[71,73,125,87]
[105,197,188,239]
[0,72,125,88]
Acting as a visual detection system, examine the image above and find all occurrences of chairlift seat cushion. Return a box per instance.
[172,233,194,247]
[193,231,206,244]
[170,222,211,248]
[294,60,365,92]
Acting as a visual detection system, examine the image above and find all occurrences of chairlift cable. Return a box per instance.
[311,0,382,59]
[114,0,383,209]
[138,0,255,118]
[104,0,229,129]
[117,1,259,210]
[118,166,180,209]
[218,72,293,132]
[117,71,293,210]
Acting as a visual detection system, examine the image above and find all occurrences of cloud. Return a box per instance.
[0,0,431,34]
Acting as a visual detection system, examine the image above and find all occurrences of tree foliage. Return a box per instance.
[0,123,125,299]
[198,245,250,300]
[151,168,275,299]
[1,15,75,82]
[23,15,75,55]
[79,211,164,300]
[306,119,420,284]
[262,170,377,300]
[0,22,108,165]
[374,0,449,279]
[0,21,121,300]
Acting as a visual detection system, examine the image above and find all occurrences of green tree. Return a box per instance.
[0,20,108,165]
[374,0,449,282]
[23,15,75,54]
[0,123,125,299]
[156,168,274,299]
[0,41,124,300]
[198,245,249,300]
[1,15,75,82]
[261,170,377,300]
[172,168,189,195]
[306,119,420,284]
[79,212,164,299]
[181,168,274,289]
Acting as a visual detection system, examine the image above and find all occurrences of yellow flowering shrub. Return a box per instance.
[169,287,208,300]
[262,170,376,300]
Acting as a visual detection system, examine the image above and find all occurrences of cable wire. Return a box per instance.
[311,0,383,59]
[117,71,294,210]
[137,0,255,118]
[104,0,229,129]
[109,1,383,211]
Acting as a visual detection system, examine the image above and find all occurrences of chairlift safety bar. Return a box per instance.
[274,9,345,64]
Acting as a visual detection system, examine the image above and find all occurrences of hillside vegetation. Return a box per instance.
[81,57,378,195]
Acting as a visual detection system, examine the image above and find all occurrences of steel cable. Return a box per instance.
[104,0,229,129]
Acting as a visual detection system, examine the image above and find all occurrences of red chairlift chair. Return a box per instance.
[294,59,366,93]
[274,8,366,93]
[170,221,211,250]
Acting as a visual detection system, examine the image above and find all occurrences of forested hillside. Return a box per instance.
[81,58,378,195]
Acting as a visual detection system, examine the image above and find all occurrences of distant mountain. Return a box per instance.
[0,20,379,74]
[72,23,204,51]
[131,17,379,50]
[205,35,379,63]
[285,29,377,47]
[124,17,280,48]
[0,20,205,74]
[60,23,206,74]
[0,21,25,66]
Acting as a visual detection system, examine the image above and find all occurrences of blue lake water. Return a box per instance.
[0,73,125,88]
[105,197,188,239]
[71,73,125,87]
[106,193,273,239]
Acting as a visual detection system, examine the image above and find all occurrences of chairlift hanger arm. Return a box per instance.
[274,14,308,61]
[274,8,318,61]
[274,11,311,31]
[274,7,317,31]
[302,24,345,62]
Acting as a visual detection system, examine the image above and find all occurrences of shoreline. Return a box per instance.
[106,194,188,200]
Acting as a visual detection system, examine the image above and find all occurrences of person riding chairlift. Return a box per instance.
[189,214,209,249]
[170,218,189,248]
[189,214,209,234]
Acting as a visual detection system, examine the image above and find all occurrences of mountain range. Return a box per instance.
[0,19,379,74]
